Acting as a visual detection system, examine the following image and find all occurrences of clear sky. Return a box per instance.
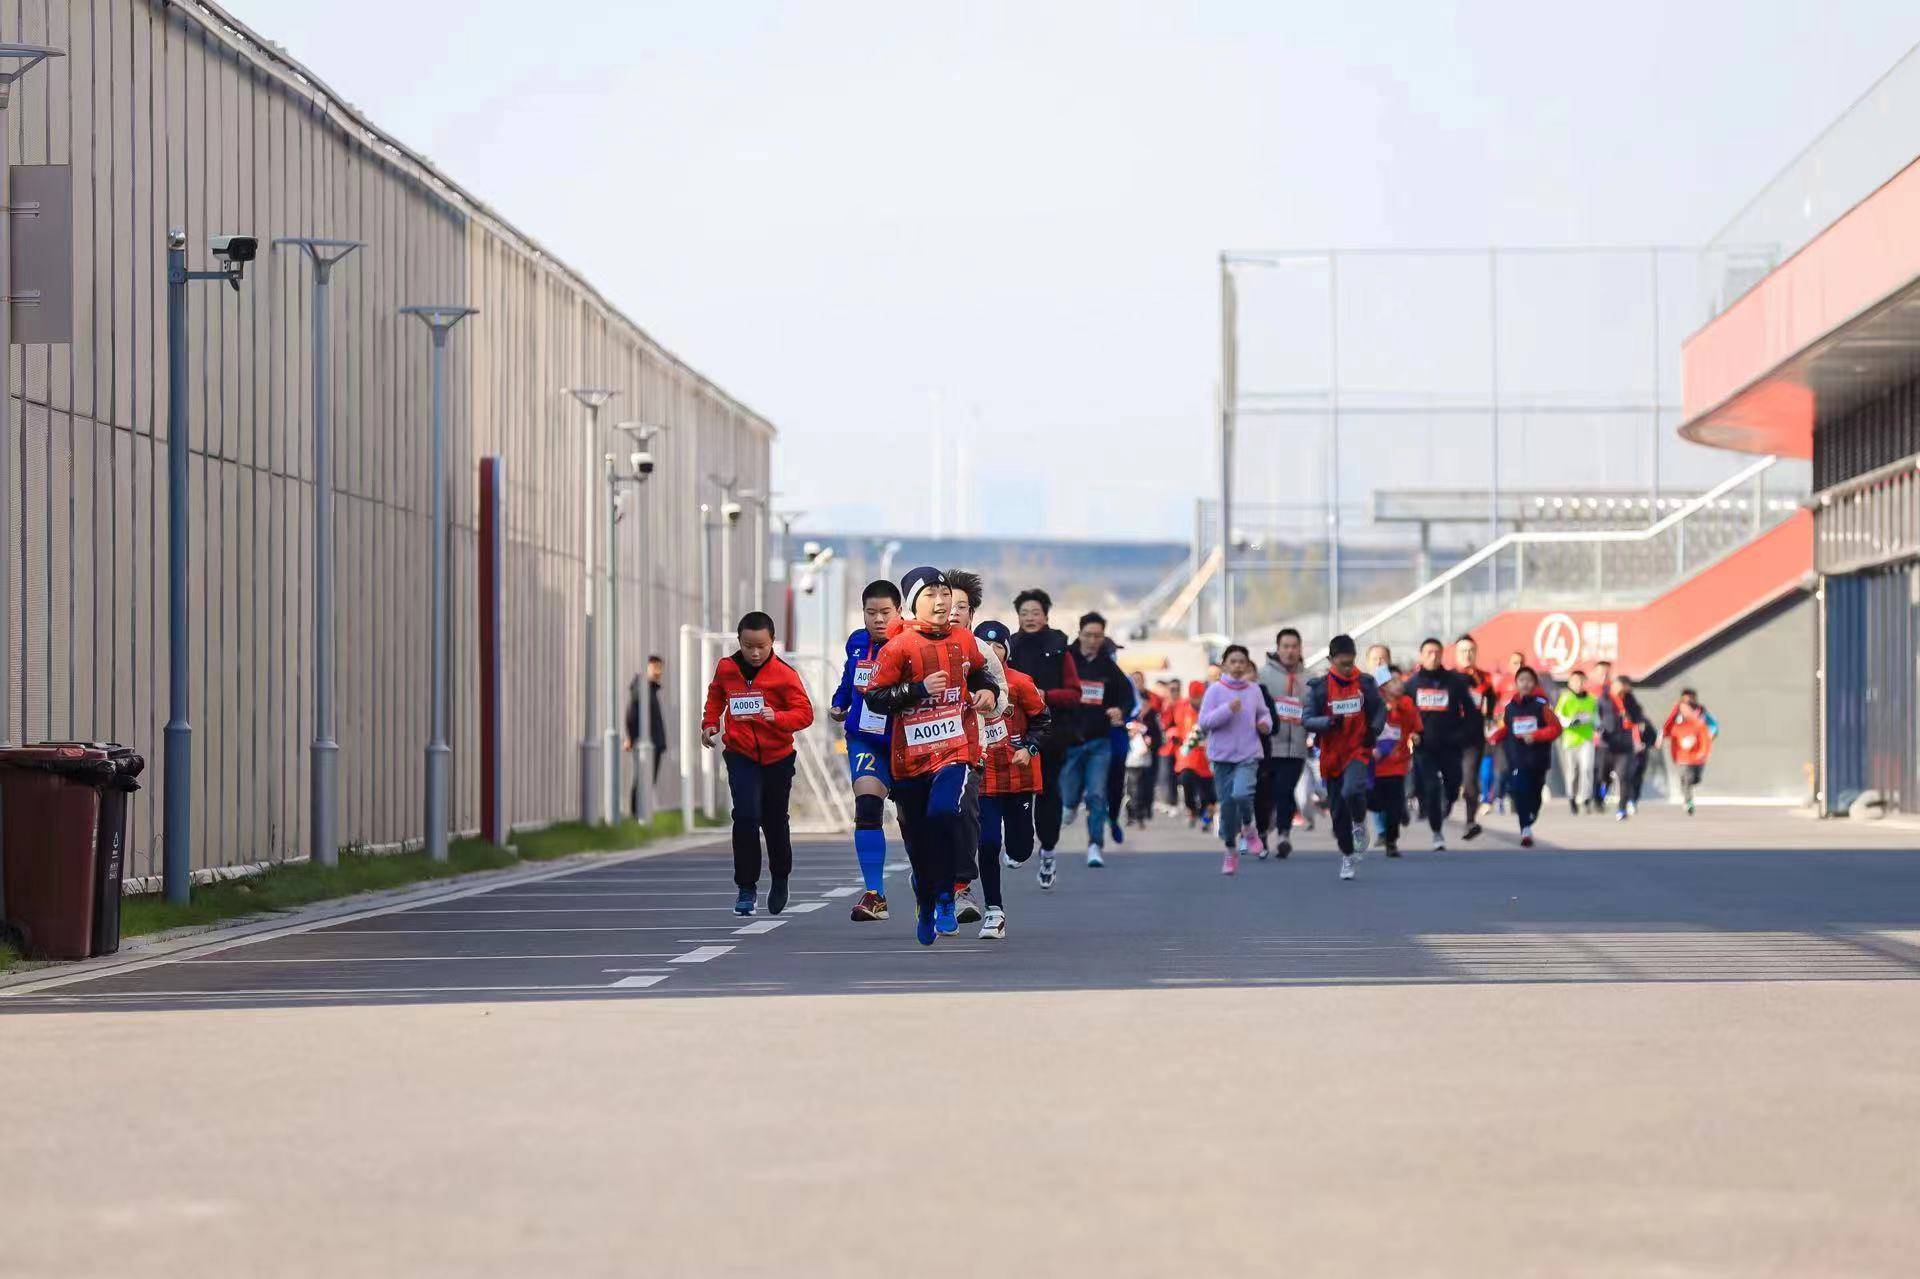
[236,0,1919,539]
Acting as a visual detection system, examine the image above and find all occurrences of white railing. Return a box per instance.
[1333,455,1789,655]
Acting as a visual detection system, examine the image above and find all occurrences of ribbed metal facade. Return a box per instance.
[1814,372,1920,815]
[3,1,773,876]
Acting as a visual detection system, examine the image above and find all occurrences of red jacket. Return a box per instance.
[1170,700,1212,778]
[866,619,991,780]
[983,667,1046,796]
[1373,695,1420,779]
[701,652,814,764]
[1664,703,1714,766]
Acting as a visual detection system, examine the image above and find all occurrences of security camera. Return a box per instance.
[630,451,655,476]
[209,235,258,264]
[802,540,821,559]
[721,501,743,524]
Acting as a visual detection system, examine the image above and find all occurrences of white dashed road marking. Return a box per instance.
[608,975,669,989]
[733,920,787,935]
[670,946,735,964]
[821,887,860,898]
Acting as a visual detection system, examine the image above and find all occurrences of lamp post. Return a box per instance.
[609,422,665,820]
[276,237,364,871]
[564,387,617,824]
[0,43,60,763]
[738,487,776,617]
[163,228,256,902]
[774,509,805,639]
[401,305,476,861]
[710,473,740,632]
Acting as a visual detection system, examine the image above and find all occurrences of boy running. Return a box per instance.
[971,620,1052,938]
[1405,636,1476,850]
[1663,689,1719,814]
[828,580,902,922]
[942,569,1008,925]
[700,612,817,916]
[861,568,999,945]
[1303,633,1386,881]
[1488,665,1562,847]
[1369,667,1420,856]
[1452,634,1496,839]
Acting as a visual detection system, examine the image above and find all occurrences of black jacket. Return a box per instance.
[1061,643,1132,745]
[1404,667,1477,753]
[626,680,671,753]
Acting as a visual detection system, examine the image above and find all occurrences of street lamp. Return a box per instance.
[0,43,60,763]
[738,487,776,617]
[878,538,904,586]
[402,305,477,861]
[774,509,805,639]
[710,473,741,633]
[163,228,256,903]
[564,386,618,825]
[276,237,364,870]
[609,422,666,820]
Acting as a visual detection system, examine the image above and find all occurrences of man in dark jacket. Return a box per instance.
[1403,637,1478,851]
[1005,588,1081,873]
[1303,633,1386,881]
[1604,674,1657,820]
[625,655,672,817]
[1059,611,1133,869]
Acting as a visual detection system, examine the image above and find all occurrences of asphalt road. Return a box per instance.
[7,804,1920,1011]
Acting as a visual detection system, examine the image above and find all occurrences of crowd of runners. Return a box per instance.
[696,569,1721,944]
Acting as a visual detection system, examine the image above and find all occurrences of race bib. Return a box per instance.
[1331,695,1362,716]
[1275,696,1303,722]
[982,717,1009,748]
[1513,716,1538,737]
[902,706,965,755]
[1680,733,1698,750]
[1379,725,1401,745]
[857,699,887,735]
[1416,689,1449,712]
[728,693,767,720]
[1078,680,1106,707]
[852,660,876,690]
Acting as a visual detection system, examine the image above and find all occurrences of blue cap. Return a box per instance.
[900,566,947,616]
[974,619,1011,646]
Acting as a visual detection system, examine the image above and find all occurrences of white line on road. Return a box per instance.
[670,946,735,964]
[608,975,669,989]
[733,920,787,935]
[782,902,826,914]
[406,907,746,914]
[182,954,682,964]
[600,968,671,974]
[821,887,860,897]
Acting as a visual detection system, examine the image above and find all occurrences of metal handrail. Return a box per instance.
[1338,454,1782,648]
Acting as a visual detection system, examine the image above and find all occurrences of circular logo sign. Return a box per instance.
[1532,613,1581,677]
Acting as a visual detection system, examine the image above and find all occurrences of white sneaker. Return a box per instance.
[1350,818,1371,855]
[1086,842,1105,868]
[1339,855,1356,881]
[954,884,983,924]
[1431,832,1446,851]
[1001,851,1017,869]
[1627,801,1638,816]
[1520,825,1535,848]
[978,907,1007,940]
[1037,851,1057,890]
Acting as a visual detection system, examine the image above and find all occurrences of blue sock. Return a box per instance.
[855,826,886,894]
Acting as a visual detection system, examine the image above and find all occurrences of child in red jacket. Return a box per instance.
[702,610,816,916]
[1368,669,1421,856]
[1487,665,1563,848]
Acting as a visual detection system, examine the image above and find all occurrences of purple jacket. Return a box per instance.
[1199,677,1272,764]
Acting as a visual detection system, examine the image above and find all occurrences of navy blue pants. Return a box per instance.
[892,762,970,918]
[979,792,1035,909]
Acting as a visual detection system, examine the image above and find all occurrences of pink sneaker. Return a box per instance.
[1221,849,1240,876]
[1248,828,1268,860]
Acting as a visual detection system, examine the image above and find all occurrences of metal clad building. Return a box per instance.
[3,1,773,876]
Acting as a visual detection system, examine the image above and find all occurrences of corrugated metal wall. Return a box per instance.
[3,0,773,876]
[1822,565,1919,815]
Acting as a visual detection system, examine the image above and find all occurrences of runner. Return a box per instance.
[1365,643,1393,683]
[1553,668,1600,816]
[828,579,902,922]
[1200,644,1273,874]
[1102,670,1143,848]
[1255,627,1310,858]
[1451,634,1496,840]
[1005,588,1082,889]
[1662,688,1719,814]
[1170,680,1215,830]
[1603,674,1657,820]
[1405,637,1476,850]
[860,568,999,945]
[700,611,817,916]
[943,569,1009,925]
[1060,611,1133,868]
[1591,660,1618,809]
[1369,666,1420,856]
[1487,664,1562,847]
[1156,677,1183,814]
[971,619,1052,938]
[1303,634,1385,881]
[1123,719,1157,827]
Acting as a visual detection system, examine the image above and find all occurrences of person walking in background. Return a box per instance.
[701,612,816,917]
[1487,665,1562,848]
[1369,667,1420,856]
[1591,659,1618,807]
[1553,668,1600,816]
[1255,627,1311,858]
[1663,689,1719,815]
[1157,677,1183,813]
[1604,674,1657,821]
[1451,634,1496,840]
[1124,719,1156,826]
[624,655,673,817]
[1170,680,1215,830]
[1201,645,1273,875]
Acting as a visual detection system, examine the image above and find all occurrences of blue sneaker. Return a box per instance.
[733,888,755,917]
[934,891,958,935]
[916,909,937,946]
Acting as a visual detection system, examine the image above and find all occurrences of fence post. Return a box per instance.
[679,623,697,834]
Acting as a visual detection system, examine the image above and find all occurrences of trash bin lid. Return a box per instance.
[0,743,144,789]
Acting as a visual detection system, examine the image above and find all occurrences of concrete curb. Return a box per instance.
[0,831,727,997]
